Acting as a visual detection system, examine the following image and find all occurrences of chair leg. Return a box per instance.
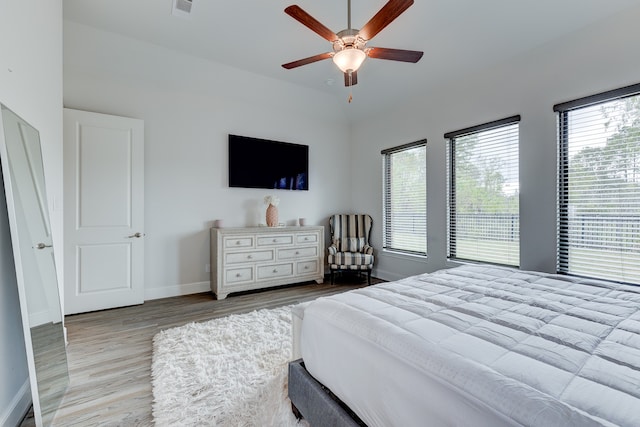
[330,270,334,285]
[291,402,302,420]
[367,269,371,286]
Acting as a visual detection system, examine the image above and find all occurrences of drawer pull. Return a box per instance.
[273,239,277,243]
[304,237,309,241]
[304,266,309,270]
[295,251,300,255]
[236,241,241,245]
[273,269,278,273]
[236,273,241,277]
[247,255,253,259]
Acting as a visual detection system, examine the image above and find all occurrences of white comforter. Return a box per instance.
[300,265,640,426]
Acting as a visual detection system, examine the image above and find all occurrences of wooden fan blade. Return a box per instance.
[367,47,423,63]
[285,5,339,42]
[344,71,358,87]
[282,52,333,69]
[359,0,414,41]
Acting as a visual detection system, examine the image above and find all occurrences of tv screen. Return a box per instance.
[228,134,309,191]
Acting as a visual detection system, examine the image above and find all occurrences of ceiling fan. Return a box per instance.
[282,0,423,88]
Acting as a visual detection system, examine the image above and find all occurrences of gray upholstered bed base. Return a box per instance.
[288,359,366,427]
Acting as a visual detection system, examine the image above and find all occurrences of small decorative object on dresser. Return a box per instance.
[264,195,280,227]
[210,226,324,299]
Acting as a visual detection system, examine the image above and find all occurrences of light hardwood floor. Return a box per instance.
[21,276,380,426]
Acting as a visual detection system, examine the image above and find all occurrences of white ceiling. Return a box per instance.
[63,0,639,116]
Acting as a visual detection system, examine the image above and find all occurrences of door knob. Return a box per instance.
[35,243,52,250]
[127,232,144,238]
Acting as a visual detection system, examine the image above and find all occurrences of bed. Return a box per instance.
[289,264,640,427]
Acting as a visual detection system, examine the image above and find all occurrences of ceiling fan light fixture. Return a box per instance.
[282,0,423,88]
[333,48,366,73]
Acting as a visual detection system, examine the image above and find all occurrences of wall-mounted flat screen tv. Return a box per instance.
[228,134,309,191]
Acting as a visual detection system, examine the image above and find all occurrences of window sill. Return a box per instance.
[381,249,427,261]
[446,258,519,269]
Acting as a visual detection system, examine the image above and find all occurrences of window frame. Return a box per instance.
[554,82,640,284]
[381,139,428,257]
[445,115,521,267]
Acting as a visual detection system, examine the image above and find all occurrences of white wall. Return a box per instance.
[0,0,63,425]
[63,22,353,299]
[350,5,640,281]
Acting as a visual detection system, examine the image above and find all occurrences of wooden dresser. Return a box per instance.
[210,226,324,299]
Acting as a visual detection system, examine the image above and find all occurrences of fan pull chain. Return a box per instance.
[348,71,353,103]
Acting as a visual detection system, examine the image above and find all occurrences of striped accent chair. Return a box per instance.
[328,214,374,285]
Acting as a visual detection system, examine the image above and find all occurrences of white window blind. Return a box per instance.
[555,83,640,285]
[382,140,427,256]
[446,116,520,266]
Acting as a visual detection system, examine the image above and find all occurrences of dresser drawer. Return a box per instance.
[224,236,254,249]
[296,233,318,244]
[278,246,318,260]
[225,250,273,264]
[257,234,294,247]
[225,267,253,284]
[256,263,293,280]
[297,260,319,275]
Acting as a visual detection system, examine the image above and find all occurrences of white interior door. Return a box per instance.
[63,109,144,315]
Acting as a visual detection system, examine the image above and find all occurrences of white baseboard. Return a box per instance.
[144,281,210,301]
[372,267,406,283]
[0,380,31,427]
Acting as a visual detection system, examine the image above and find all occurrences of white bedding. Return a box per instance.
[300,265,640,427]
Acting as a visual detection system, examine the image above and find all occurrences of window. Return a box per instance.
[382,140,427,256]
[446,116,520,266]
[555,83,640,285]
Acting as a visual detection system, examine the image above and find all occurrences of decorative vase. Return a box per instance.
[266,204,278,227]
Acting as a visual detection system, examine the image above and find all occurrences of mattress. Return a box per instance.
[299,265,640,427]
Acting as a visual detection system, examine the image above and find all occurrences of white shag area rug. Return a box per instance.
[151,305,309,427]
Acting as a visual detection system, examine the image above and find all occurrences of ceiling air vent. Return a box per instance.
[172,0,193,18]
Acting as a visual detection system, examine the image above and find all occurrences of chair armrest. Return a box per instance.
[328,244,338,255]
[363,245,374,255]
